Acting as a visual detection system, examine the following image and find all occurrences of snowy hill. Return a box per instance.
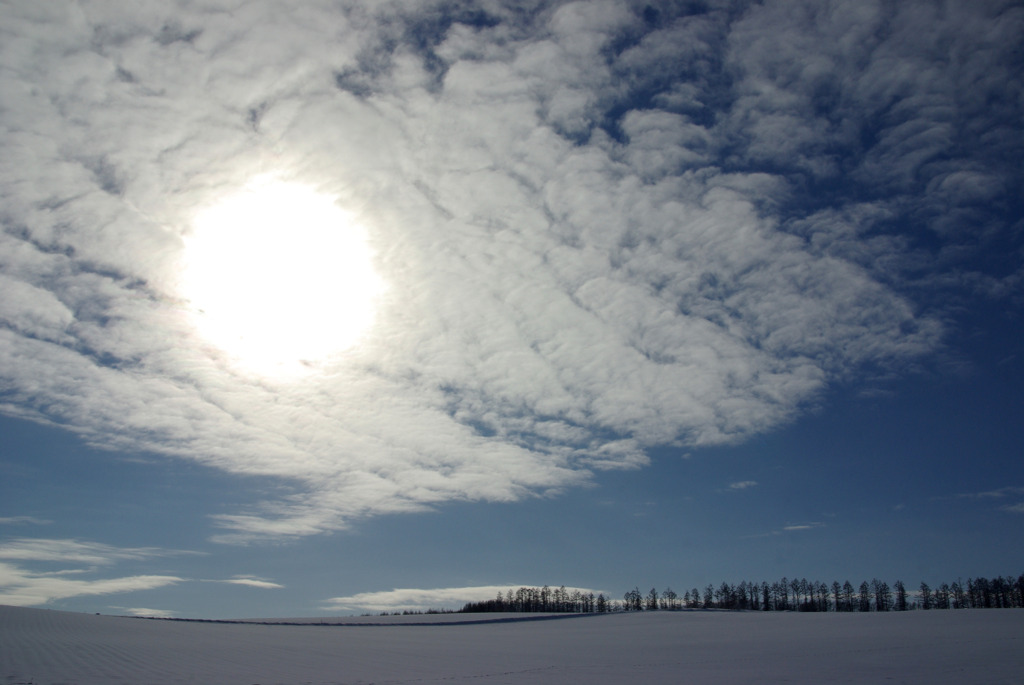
[2,604,1022,684]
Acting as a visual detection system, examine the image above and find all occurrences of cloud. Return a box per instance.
[0,516,51,526]
[0,1,1019,541]
[221,576,285,590]
[118,606,178,618]
[742,520,826,539]
[0,536,198,607]
[322,585,600,613]
[728,481,758,490]
[0,561,183,607]
[0,538,195,566]
[957,486,1024,500]
[962,488,1024,515]
[0,535,290,606]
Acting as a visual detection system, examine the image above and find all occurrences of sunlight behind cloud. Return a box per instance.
[0,0,1018,548]
[181,177,383,378]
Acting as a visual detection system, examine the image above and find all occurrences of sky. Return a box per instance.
[0,0,1022,619]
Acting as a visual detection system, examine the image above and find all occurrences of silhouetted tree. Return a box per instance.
[751,580,762,610]
[920,582,932,610]
[841,581,855,612]
[792,578,804,609]
[872,579,892,612]
[624,587,642,611]
[778,578,790,611]
[739,581,749,610]
[935,583,950,610]
[966,578,977,608]
[858,581,872,612]
[472,572,1018,617]
[952,580,965,609]
[894,580,908,611]
[992,576,1009,608]
[717,582,735,609]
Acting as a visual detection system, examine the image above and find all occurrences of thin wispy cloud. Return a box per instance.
[119,606,178,618]
[0,560,183,607]
[0,0,1020,544]
[221,576,285,590]
[728,481,758,491]
[0,537,279,606]
[0,537,192,607]
[0,538,196,566]
[0,517,51,526]
[962,488,1024,516]
[957,486,1024,500]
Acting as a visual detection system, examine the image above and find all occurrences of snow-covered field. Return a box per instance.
[3,604,1022,684]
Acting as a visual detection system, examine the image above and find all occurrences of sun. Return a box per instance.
[180,177,384,377]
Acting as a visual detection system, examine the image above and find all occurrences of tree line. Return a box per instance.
[459,575,1024,614]
[461,585,606,614]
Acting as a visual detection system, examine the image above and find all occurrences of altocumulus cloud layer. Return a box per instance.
[1,1,1021,541]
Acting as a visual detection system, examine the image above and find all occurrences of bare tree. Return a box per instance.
[935,583,950,610]
[646,587,659,611]
[859,581,872,612]
[871,579,892,612]
[894,580,908,611]
[842,581,855,612]
[920,582,932,610]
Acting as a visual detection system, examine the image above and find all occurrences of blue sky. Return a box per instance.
[1,0,1022,618]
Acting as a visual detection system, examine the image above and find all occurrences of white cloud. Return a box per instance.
[221,576,285,590]
[728,481,758,490]
[0,517,51,526]
[962,487,1024,515]
[0,1,1018,541]
[782,522,824,532]
[957,486,1024,500]
[322,584,600,613]
[0,561,182,607]
[0,536,290,606]
[0,536,201,607]
[0,538,195,566]
[118,606,178,618]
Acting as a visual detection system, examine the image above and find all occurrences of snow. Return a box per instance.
[3,604,1022,684]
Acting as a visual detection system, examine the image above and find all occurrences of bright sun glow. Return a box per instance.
[181,177,383,378]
